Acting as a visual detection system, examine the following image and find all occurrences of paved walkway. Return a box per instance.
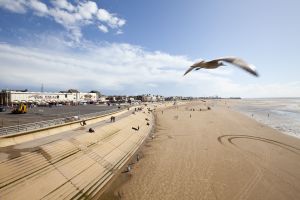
[0,110,133,161]
[0,105,120,127]
[0,107,153,200]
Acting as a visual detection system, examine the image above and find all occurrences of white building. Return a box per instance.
[140,94,165,102]
[0,90,98,106]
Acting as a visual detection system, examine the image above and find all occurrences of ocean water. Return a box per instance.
[232,98,300,139]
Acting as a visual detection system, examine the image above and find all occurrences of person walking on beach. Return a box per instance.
[190,114,192,118]
[110,116,116,122]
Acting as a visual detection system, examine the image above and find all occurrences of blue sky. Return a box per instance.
[0,0,299,97]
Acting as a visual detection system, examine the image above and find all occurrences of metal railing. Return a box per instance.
[0,108,123,136]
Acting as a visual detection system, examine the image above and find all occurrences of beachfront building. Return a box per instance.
[156,95,165,101]
[136,94,165,102]
[106,95,128,104]
[0,90,98,106]
[165,96,183,101]
[98,96,107,103]
[104,94,165,104]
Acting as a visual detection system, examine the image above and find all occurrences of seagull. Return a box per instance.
[184,57,258,77]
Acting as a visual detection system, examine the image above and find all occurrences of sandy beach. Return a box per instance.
[100,101,300,200]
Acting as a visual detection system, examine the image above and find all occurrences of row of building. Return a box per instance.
[0,90,167,106]
[107,94,165,104]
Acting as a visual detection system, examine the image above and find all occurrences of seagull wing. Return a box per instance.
[210,57,259,77]
[183,60,204,76]
[183,66,195,76]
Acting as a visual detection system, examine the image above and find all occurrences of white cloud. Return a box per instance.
[229,82,300,97]
[118,19,126,27]
[28,0,48,15]
[1,38,298,97]
[49,8,77,25]
[98,25,108,33]
[0,0,49,15]
[77,1,98,20]
[97,8,126,29]
[0,0,126,41]
[0,41,191,92]
[69,27,82,42]
[97,9,110,22]
[51,0,75,12]
[147,83,158,88]
[0,0,27,13]
[116,30,123,35]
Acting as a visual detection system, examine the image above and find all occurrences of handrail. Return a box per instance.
[0,108,124,136]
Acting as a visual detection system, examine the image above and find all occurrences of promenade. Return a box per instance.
[0,106,154,199]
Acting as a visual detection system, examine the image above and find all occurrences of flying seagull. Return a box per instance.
[184,57,258,77]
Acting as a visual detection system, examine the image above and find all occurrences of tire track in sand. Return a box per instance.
[217,135,274,200]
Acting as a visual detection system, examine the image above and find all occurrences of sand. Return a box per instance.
[101,101,300,200]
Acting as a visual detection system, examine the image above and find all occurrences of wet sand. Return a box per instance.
[100,101,300,200]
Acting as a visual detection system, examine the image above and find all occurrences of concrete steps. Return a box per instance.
[0,108,154,200]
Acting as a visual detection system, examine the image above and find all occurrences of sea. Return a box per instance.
[232,98,300,139]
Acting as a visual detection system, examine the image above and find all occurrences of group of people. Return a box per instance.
[135,107,143,111]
